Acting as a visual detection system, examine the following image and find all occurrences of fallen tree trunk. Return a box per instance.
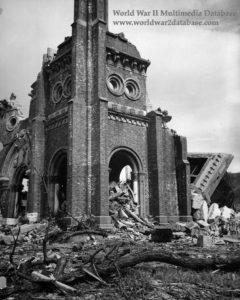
[99,248,240,272]
[63,247,240,283]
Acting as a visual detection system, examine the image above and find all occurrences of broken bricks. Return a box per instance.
[109,180,153,233]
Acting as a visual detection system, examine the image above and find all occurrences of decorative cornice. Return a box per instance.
[106,47,150,75]
[46,51,72,77]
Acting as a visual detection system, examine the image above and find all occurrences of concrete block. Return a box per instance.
[197,235,213,248]
[192,193,204,209]
[151,227,173,243]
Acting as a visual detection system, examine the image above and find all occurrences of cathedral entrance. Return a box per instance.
[108,148,145,215]
[49,151,67,215]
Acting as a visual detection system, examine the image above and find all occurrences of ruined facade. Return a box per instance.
[188,153,234,207]
[0,0,192,227]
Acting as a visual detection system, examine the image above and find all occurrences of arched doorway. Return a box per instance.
[11,165,29,218]
[49,150,67,215]
[108,148,145,215]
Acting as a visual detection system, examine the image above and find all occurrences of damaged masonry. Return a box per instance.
[0,0,236,227]
[0,0,192,225]
[0,0,240,299]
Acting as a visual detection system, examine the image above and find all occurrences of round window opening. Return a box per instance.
[107,74,124,96]
[6,116,18,132]
[125,79,141,100]
[52,82,63,104]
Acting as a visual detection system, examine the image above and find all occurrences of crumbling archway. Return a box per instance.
[108,148,145,216]
[48,149,67,215]
[0,132,31,218]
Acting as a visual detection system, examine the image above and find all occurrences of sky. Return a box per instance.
[0,0,239,172]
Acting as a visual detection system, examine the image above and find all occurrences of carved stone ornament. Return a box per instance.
[106,74,124,96]
[125,79,141,101]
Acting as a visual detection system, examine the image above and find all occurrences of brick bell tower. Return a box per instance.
[69,0,111,227]
[27,0,191,227]
[69,0,155,227]
[69,0,191,226]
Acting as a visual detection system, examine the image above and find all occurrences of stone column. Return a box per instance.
[68,0,89,218]
[68,0,112,228]
[138,172,146,217]
[147,111,179,224]
[174,135,192,221]
[28,72,46,216]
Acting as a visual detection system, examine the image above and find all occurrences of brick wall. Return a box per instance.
[174,135,191,219]
[147,111,179,223]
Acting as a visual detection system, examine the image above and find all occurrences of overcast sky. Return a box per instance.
[0,0,239,172]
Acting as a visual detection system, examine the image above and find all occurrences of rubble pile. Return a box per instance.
[109,181,154,233]
[0,222,49,246]
[0,195,240,298]
[171,188,240,246]
[107,181,240,246]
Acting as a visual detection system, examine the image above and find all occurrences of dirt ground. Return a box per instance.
[0,219,240,300]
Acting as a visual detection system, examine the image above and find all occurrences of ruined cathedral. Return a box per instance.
[0,0,193,227]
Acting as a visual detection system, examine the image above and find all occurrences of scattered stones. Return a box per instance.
[0,233,23,245]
